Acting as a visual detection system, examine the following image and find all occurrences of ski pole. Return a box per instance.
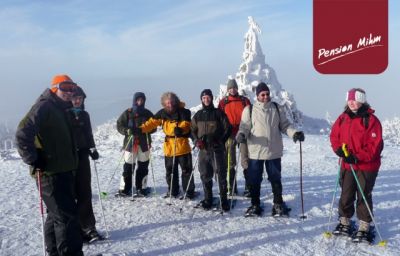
[131,141,137,201]
[93,160,110,238]
[168,135,177,205]
[348,164,386,246]
[227,139,231,194]
[230,144,240,211]
[323,159,342,238]
[214,152,224,215]
[342,144,387,246]
[299,141,306,220]
[179,148,199,213]
[146,133,157,195]
[102,135,133,197]
[37,172,46,256]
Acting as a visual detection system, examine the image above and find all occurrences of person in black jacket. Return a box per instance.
[69,86,102,243]
[191,89,232,211]
[16,74,83,256]
[116,92,155,197]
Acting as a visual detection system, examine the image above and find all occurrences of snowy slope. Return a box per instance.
[1,120,400,256]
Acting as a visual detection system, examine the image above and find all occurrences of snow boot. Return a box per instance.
[333,217,353,237]
[84,229,104,244]
[352,220,373,243]
[245,204,263,217]
[272,203,290,217]
[115,189,131,197]
[195,199,213,210]
[221,198,230,212]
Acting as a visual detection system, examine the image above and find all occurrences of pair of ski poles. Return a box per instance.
[36,158,111,256]
[101,133,157,198]
[323,144,387,246]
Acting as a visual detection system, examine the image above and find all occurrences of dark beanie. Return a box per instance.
[227,79,238,90]
[133,92,146,103]
[73,86,86,98]
[200,89,213,100]
[256,82,270,96]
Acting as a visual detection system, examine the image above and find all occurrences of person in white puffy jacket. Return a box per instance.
[236,82,304,217]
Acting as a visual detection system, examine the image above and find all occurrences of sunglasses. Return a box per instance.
[57,82,77,92]
[259,92,270,97]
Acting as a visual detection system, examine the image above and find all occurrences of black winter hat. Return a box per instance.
[200,89,213,100]
[73,86,86,98]
[256,82,270,96]
[227,79,238,90]
[133,92,146,103]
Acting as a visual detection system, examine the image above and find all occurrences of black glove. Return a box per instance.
[31,157,46,172]
[335,147,346,158]
[89,149,99,160]
[293,131,305,143]
[344,154,357,164]
[174,127,184,136]
[236,133,246,144]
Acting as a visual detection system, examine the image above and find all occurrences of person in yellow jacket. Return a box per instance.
[140,92,196,199]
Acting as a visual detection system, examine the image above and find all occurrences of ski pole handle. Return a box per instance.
[342,144,349,157]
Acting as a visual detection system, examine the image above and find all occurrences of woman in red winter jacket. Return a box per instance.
[329,88,383,242]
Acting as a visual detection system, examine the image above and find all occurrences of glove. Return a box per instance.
[174,127,184,136]
[31,157,46,172]
[195,139,205,149]
[335,147,346,158]
[89,149,100,160]
[293,131,305,143]
[235,133,246,144]
[344,154,357,164]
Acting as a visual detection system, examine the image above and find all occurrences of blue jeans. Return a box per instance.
[248,158,283,206]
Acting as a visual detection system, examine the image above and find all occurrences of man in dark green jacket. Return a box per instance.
[16,74,83,256]
[116,92,155,197]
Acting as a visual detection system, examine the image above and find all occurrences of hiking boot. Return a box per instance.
[221,199,230,212]
[245,205,263,217]
[84,229,104,243]
[352,230,370,243]
[272,203,283,216]
[333,217,352,236]
[199,199,213,210]
[115,190,131,197]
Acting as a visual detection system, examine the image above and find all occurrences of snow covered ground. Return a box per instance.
[1,123,400,256]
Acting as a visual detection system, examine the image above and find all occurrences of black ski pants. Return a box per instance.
[339,168,378,223]
[39,171,83,256]
[165,153,195,196]
[75,151,96,234]
[198,149,228,203]
[248,158,283,206]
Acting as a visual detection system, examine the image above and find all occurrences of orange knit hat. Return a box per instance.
[50,74,75,92]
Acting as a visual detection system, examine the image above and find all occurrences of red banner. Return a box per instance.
[313,0,388,74]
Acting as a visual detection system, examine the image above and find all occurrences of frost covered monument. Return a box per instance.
[216,16,303,127]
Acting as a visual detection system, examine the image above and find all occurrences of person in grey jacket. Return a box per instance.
[236,82,304,217]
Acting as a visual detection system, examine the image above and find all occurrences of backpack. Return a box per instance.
[248,101,280,120]
[220,95,248,111]
[248,102,280,130]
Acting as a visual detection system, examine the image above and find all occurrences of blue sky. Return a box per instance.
[0,0,398,127]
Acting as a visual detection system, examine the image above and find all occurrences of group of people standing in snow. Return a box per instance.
[15,74,383,255]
